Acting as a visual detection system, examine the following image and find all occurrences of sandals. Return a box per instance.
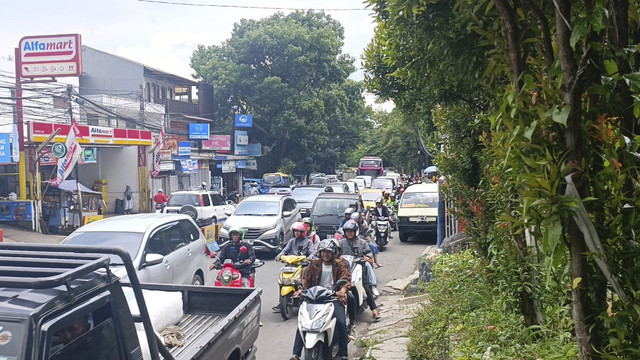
[374,263,382,268]
[372,310,382,322]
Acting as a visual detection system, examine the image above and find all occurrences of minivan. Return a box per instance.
[397,183,439,242]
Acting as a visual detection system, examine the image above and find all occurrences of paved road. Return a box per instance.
[253,231,436,360]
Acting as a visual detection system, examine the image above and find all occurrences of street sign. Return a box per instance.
[0,134,11,163]
[189,123,210,140]
[51,142,67,158]
[234,114,253,128]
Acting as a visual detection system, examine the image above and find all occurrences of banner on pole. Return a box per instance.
[50,118,82,187]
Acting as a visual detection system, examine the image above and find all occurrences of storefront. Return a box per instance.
[41,179,103,234]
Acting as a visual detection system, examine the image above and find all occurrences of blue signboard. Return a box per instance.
[189,123,210,140]
[178,142,191,156]
[0,134,11,163]
[247,143,262,157]
[0,201,33,222]
[234,130,248,156]
[235,114,253,128]
[236,160,247,169]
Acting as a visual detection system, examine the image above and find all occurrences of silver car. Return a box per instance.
[62,214,208,285]
[220,195,301,253]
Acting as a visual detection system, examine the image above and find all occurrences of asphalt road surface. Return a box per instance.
[253,231,436,360]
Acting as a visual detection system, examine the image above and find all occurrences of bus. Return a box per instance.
[261,172,292,192]
[356,156,384,178]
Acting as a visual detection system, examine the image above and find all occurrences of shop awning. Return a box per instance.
[54,180,101,194]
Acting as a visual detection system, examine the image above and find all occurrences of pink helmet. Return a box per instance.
[291,221,307,236]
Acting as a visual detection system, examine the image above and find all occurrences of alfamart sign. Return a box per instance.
[18,34,82,78]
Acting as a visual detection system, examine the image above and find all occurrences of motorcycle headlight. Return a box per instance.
[221,270,232,285]
[281,277,293,285]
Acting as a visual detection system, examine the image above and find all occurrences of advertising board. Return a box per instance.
[19,34,82,78]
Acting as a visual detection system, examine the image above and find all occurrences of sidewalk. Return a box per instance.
[355,245,437,360]
[0,224,66,244]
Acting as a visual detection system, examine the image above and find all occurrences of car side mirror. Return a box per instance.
[224,209,233,216]
[226,200,234,205]
[143,253,164,267]
[283,210,292,218]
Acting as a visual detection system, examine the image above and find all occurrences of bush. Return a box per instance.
[408,251,577,359]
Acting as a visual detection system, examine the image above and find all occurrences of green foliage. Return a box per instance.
[191,11,369,174]
[408,252,578,359]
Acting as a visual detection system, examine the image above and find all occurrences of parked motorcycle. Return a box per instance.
[211,246,264,287]
[371,216,390,250]
[226,190,240,204]
[277,255,309,320]
[296,279,349,360]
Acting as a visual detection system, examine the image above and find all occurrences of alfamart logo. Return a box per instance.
[22,39,76,57]
[89,126,113,137]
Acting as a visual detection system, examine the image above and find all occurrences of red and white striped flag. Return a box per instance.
[150,119,166,178]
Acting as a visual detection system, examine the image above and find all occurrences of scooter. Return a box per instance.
[154,202,166,213]
[296,279,349,360]
[277,255,309,320]
[226,190,240,204]
[371,216,390,250]
[211,246,264,287]
[341,254,369,315]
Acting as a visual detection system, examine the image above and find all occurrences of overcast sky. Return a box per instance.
[1,0,388,108]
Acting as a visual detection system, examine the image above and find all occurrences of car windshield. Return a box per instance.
[167,193,201,206]
[291,188,323,202]
[401,192,439,208]
[63,231,144,265]
[359,160,382,167]
[262,174,282,184]
[310,177,327,184]
[234,201,279,216]
[361,191,382,201]
[313,198,357,216]
[370,178,394,190]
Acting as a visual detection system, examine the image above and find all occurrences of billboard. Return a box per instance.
[202,135,231,151]
[234,131,248,156]
[0,134,11,163]
[0,201,33,222]
[19,34,82,78]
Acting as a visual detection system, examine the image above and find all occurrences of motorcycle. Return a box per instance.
[296,279,350,360]
[277,255,309,320]
[226,190,240,204]
[371,216,390,250]
[211,246,264,287]
[341,254,370,315]
[154,202,166,213]
[390,204,399,231]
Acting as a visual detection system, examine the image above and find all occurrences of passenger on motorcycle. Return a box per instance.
[290,239,351,360]
[209,226,256,287]
[386,194,398,209]
[302,217,320,245]
[153,189,167,209]
[339,207,355,228]
[338,221,381,321]
[276,222,316,260]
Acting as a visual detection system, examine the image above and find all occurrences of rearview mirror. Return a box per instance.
[142,253,164,267]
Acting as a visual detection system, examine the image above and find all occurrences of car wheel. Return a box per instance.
[277,233,285,251]
[211,216,217,224]
[191,273,204,285]
[399,230,408,243]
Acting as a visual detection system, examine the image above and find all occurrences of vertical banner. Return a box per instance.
[50,118,82,186]
[11,124,19,162]
[150,119,166,178]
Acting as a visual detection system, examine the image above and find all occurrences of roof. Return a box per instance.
[240,194,288,202]
[316,192,360,199]
[404,183,439,193]
[67,213,191,234]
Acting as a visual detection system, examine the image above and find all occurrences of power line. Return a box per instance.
[137,0,369,11]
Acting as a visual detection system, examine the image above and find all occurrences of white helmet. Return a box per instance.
[158,189,163,193]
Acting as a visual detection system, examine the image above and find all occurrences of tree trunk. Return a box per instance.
[495,0,525,87]
[512,232,541,327]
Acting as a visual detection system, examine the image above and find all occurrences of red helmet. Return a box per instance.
[291,221,307,236]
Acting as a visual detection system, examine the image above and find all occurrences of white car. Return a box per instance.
[355,175,372,188]
[162,190,234,224]
[347,178,365,193]
[62,214,208,285]
[220,195,301,253]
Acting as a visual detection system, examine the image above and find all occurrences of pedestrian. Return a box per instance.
[124,185,133,214]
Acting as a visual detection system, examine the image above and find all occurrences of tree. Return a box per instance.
[365,0,640,358]
[190,11,369,175]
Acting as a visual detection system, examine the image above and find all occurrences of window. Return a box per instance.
[180,219,201,242]
[87,113,99,126]
[161,223,187,252]
[146,82,151,102]
[211,194,225,206]
[146,231,169,255]
[201,194,211,207]
[283,198,296,212]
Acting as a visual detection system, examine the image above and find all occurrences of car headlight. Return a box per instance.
[265,223,277,230]
[222,223,231,230]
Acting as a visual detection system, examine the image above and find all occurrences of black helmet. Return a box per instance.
[317,239,337,259]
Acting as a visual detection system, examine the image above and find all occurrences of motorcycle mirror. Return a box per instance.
[335,279,347,291]
[240,246,248,254]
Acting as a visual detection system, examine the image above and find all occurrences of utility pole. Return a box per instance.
[138,85,149,212]
[14,48,27,200]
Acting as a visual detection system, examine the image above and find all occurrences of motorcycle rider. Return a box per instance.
[273,222,316,312]
[249,182,260,196]
[290,239,350,360]
[153,189,167,210]
[339,207,355,228]
[209,227,255,287]
[387,193,399,210]
[370,197,393,238]
[338,220,381,321]
[302,217,320,245]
